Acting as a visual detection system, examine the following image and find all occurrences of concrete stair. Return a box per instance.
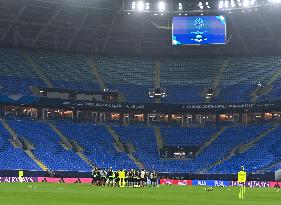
[127,154,145,170]
[29,86,43,96]
[48,122,96,168]
[204,59,229,103]
[251,66,281,102]
[76,152,96,169]
[25,150,49,171]
[105,125,145,169]
[21,51,54,88]
[87,58,107,91]
[48,123,73,150]
[199,146,237,173]
[87,58,127,102]
[0,119,18,139]
[155,58,161,103]
[154,127,164,150]
[257,159,281,174]
[195,127,226,157]
[0,119,49,171]
[200,124,279,173]
[105,125,125,152]
[238,124,279,153]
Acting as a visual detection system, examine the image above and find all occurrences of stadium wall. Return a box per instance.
[0,177,279,188]
[0,170,275,182]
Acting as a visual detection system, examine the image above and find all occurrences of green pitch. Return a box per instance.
[0,183,280,205]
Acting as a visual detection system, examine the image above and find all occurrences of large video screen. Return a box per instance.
[172,16,226,45]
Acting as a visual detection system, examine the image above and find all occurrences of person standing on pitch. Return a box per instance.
[140,169,146,187]
[107,167,115,186]
[238,166,247,199]
[119,169,126,187]
[91,168,98,186]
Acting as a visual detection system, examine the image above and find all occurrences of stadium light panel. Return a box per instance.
[145,2,150,10]
[179,3,183,10]
[243,0,249,7]
[137,1,144,11]
[158,1,165,12]
[225,0,229,8]
[219,0,224,9]
[132,1,136,10]
[231,0,235,7]
[198,2,204,9]
[237,0,242,6]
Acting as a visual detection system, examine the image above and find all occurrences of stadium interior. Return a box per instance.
[0,1,281,202]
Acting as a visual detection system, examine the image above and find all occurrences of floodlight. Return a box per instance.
[219,0,223,8]
[243,0,249,7]
[132,1,136,10]
[231,0,235,7]
[237,0,242,6]
[145,2,150,10]
[158,1,165,12]
[179,3,183,10]
[137,1,144,11]
[225,0,229,8]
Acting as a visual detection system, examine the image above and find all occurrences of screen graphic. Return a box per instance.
[172,16,226,45]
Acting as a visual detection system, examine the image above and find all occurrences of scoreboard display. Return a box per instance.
[172,15,226,45]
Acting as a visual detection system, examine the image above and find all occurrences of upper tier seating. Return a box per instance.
[0,48,45,95]
[1,48,281,104]
[211,56,281,103]
[159,58,222,103]
[29,51,100,91]
[94,56,155,103]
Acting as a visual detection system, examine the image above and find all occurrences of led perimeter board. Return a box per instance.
[172,15,226,45]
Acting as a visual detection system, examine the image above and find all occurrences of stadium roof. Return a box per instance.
[0,0,281,56]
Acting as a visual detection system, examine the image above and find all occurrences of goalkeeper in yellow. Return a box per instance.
[238,166,247,199]
[118,169,126,187]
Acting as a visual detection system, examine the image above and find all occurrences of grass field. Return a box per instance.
[0,183,280,205]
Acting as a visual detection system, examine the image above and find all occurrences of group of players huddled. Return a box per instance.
[91,167,158,188]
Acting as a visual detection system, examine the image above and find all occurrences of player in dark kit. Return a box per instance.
[205,187,214,191]
[91,168,99,186]
[107,167,115,186]
[150,170,158,187]
[274,182,280,192]
[127,169,134,187]
[115,170,120,187]
[133,170,140,187]
[140,169,146,187]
